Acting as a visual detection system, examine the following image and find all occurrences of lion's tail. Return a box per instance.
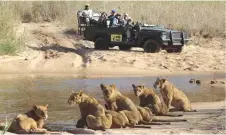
[185,109,197,112]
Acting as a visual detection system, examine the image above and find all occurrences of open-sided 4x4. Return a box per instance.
[79,13,190,53]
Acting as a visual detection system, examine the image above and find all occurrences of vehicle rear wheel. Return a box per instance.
[143,40,161,53]
[175,46,183,53]
[94,37,109,50]
[167,46,183,53]
[119,45,131,50]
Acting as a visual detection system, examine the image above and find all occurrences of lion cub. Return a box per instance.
[68,90,112,131]
[8,104,49,134]
[153,77,196,112]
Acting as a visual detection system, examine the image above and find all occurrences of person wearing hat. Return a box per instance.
[108,9,116,26]
[82,4,93,19]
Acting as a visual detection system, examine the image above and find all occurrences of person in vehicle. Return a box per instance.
[116,13,123,24]
[111,13,122,27]
[82,4,93,19]
[98,12,108,27]
[122,13,129,26]
[125,17,135,41]
[108,9,116,26]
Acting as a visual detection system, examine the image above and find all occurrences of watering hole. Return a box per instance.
[0,73,225,129]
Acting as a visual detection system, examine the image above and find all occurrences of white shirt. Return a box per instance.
[82,9,93,19]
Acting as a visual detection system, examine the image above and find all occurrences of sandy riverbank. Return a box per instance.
[2,100,225,134]
[0,23,225,78]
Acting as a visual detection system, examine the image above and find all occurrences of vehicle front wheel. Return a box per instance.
[143,39,161,53]
[94,37,109,50]
[119,45,131,50]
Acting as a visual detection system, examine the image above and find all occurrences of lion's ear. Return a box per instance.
[110,84,116,89]
[132,84,136,89]
[141,84,145,89]
[33,105,38,110]
[45,104,49,108]
[157,77,161,81]
[161,79,166,83]
[79,90,83,96]
[100,83,106,90]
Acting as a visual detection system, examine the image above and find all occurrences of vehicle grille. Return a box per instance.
[172,32,181,39]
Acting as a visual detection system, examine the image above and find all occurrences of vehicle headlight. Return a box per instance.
[161,32,169,39]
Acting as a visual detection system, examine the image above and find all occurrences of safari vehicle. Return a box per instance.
[78,12,190,53]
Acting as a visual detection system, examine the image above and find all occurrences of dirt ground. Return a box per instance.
[0,23,225,78]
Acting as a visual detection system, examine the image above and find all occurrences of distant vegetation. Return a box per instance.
[0,3,23,55]
[0,1,224,55]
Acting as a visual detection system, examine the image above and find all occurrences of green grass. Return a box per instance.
[0,116,13,135]
[0,40,17,55]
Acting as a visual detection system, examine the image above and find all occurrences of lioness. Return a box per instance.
[100,84,169,127]
[153,77,196,112]
[132,84,183,117]
[68,90,112,131]
[8,104,49,134]
[100,84,145,125]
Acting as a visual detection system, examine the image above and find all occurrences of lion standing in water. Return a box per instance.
[153,77,196,112]
[68,90,112,131]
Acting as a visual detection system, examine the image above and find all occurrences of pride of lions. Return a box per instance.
[6,77,197,134]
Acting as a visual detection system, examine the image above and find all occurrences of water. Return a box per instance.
[0,73,225,127]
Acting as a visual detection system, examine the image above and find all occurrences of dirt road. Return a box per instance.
[0,23,225,77]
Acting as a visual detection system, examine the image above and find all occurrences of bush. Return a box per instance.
[0,3,23,55]
[0,1,224,56]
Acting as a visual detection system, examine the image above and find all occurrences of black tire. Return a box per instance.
[143,39,161,53]
[175,46,183,53]
[119,45,131,50]
[166,49,174,53]
[94,37,109,50]
[167,46,183,53]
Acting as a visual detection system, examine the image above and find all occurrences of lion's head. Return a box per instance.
[132,84,145,97]
[100,84,117,99]
[153,77,167,89]
[68,90,84,105]
[33,104,48,120]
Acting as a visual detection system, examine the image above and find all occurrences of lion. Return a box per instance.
[8,104,49,134]
[68,90,112,131]
[106,109,154,128]
[132,84,183,117]
[100,83,171,127]
[105,110,129,128]
[153,77,196,112]
[100,84,144,125]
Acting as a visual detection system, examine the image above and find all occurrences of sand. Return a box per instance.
[0,23,225,78]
